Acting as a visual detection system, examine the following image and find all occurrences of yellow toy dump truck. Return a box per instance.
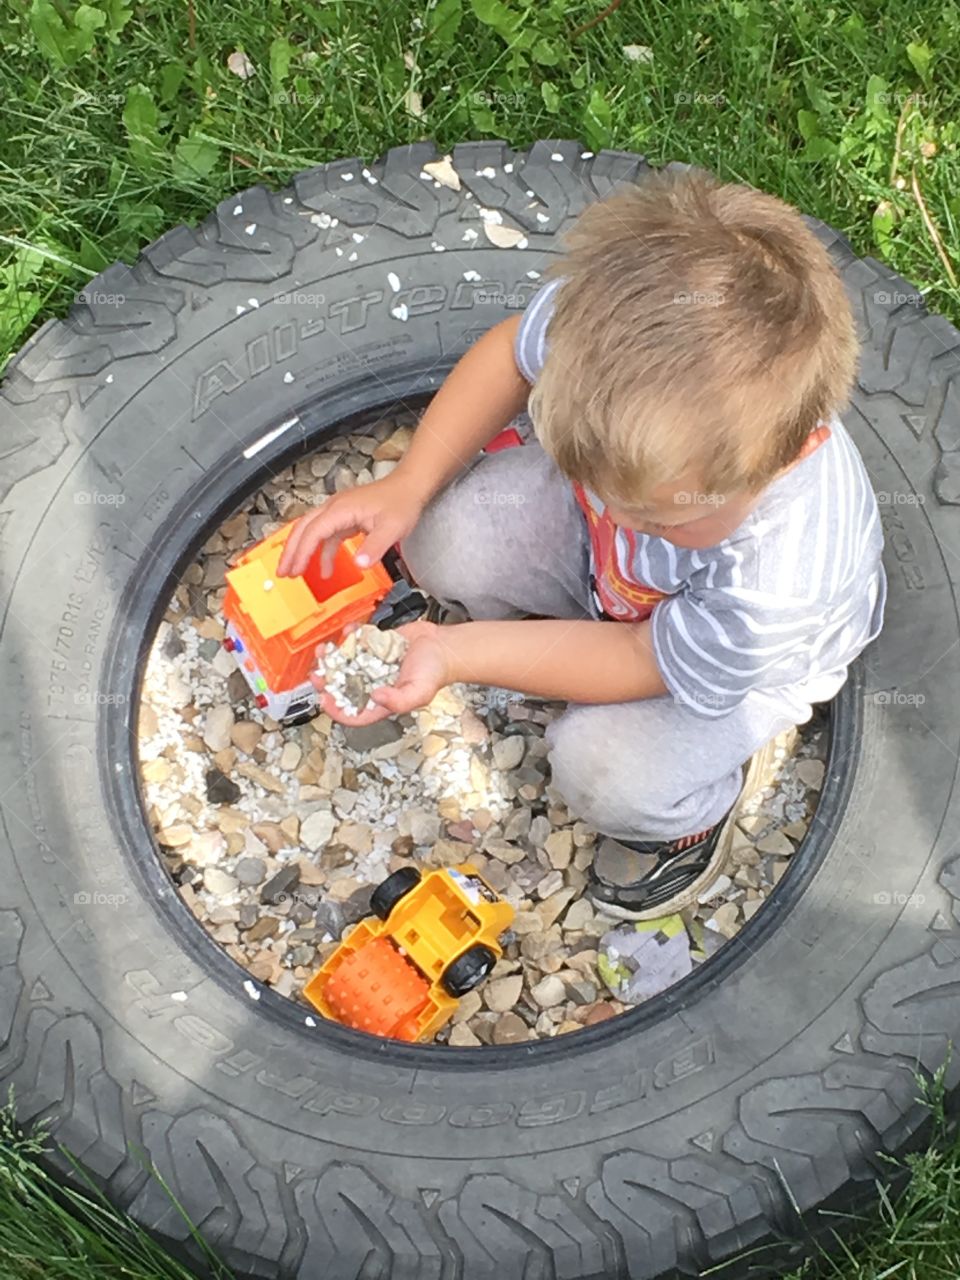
[304,865,514,1042]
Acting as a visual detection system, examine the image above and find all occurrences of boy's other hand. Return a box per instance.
[277,475,425,579]
[311,621,451,725]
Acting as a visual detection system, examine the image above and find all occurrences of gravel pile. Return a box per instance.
[321,625,408,714]
[139,416,828,1044]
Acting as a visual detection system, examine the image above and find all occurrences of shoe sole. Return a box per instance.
[589,731,791,923]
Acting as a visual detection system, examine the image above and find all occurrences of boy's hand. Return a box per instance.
[278,475,426,579]
[311,621,452,725]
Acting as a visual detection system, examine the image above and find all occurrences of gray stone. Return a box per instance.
[502,806,532,842]
[536,869,564,900]
[696,873,732,904]
[451,989,483,1024]
[796,758,825,789]
[528,814,552,848]
[289,900,316,926]
[565,978,597,1005]
[492,735,525,771]
[234,856,267,886]
[314,900,346,939]
[227,669,250,702]
[340,720,404,752]
[341,884,374,926]
[260,864,301,905]
[205,767,241,805]
[207,904,239,925]
[491,1012,529,1044]
[404,808,441,846]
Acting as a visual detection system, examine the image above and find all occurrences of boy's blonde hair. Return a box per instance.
[529,169,859,506]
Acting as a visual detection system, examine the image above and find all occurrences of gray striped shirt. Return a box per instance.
[515,280,887,717]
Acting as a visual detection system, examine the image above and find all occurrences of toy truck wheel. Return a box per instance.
[369,867,422,920]
[441,944,497,997]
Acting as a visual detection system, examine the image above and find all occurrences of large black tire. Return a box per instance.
[2,140,959,1279]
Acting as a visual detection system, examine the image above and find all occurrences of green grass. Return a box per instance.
[0,1100,234,1279]
[1,1,960,1275]
[1,0,959,370]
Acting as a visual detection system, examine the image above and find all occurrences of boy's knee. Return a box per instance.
[545,709,652,832]
[399,498,470,606]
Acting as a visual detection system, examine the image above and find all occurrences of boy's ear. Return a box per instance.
[796,421,832,461]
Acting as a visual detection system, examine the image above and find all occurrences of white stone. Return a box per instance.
[202,705,235,752]
[530,975,565,1008]
[484,974,523,1012]
[696,874,732,904]
[301,809,337,850]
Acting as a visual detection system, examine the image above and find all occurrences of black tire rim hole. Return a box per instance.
[111,387,858,1065]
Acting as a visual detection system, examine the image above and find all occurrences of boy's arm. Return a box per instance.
[280,316,530,576]
[393,315,530,504]
[437,617,669,704]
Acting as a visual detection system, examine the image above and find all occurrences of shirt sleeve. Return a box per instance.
[514,278,564,382]
[650,582,826,718]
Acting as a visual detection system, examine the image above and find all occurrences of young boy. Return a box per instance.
[279,169,886,920]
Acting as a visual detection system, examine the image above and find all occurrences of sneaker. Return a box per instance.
[587,733,786,921]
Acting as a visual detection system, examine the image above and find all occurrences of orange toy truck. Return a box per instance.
[221,521,426,724]
[304,865,515,1042]
[221,426,527,724]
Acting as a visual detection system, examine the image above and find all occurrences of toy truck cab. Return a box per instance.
[303,865,514,1042]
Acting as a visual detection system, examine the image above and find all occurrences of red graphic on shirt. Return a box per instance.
[572,482,670,621]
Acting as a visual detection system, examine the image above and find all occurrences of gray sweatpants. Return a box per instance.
[400,441,845,841]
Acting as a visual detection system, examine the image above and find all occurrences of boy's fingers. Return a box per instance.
[318,534,344,579]
[279,506,357,577]
[319,691,391,726]
[277,510,324,576]
[352,520,399,570]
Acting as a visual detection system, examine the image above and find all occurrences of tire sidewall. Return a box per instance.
[2,152,959,1276]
